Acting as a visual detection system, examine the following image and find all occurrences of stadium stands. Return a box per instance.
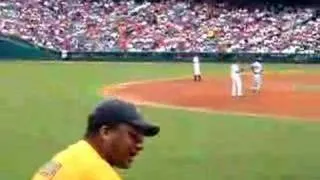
[0,0,319,53]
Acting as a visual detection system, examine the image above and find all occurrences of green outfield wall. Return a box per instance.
[0,34,59,60]
[0,35,319,63]
[66,51,320,63]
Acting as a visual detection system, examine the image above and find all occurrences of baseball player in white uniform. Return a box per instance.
[193,55,202,82]
[230,61,244,97]
[250,59,263,93]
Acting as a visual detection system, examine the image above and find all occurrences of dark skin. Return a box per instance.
[85,123,144,169]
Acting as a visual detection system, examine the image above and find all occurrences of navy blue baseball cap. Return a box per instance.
[88,97,160,137]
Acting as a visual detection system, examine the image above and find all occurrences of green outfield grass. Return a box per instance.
[1,61,320,180]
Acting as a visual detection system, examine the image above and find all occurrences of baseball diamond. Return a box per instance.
[102,73,320,121]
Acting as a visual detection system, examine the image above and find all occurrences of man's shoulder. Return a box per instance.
[32,161,63,180]
[38,140,94,171]
[32,140,122,180]
[67,140,122,179]
[52,141,84,161]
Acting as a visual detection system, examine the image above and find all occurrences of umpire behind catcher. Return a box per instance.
[31,97,160,180]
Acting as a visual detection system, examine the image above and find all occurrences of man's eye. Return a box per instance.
[128,132,137,140]
[129,132,142,143]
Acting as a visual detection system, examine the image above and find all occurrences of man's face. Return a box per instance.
[104,123,145,169]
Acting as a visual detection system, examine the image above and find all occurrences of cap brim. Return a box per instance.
[129,120,160,137]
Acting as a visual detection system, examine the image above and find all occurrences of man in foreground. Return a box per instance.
[31,98,160,180]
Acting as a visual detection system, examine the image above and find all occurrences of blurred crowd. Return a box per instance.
[0,0,319,53]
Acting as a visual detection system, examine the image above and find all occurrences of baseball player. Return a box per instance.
[193,55,202,82]
[230,60,244,97]
[31,98,160,180]
[250,58,263,93]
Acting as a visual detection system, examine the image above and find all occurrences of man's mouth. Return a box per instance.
[129,151,137,162]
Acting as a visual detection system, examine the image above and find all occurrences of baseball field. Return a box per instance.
[1,61,320,180]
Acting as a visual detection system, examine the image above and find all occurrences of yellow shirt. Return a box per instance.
[31,140,122,180]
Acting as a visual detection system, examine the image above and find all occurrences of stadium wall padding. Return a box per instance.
[0,35,319,63]
[0,34,59,60]
[66,51,320,63]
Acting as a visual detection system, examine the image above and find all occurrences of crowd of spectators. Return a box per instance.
[0,0,319,53]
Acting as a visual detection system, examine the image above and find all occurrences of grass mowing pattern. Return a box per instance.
[0,61,320,180]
